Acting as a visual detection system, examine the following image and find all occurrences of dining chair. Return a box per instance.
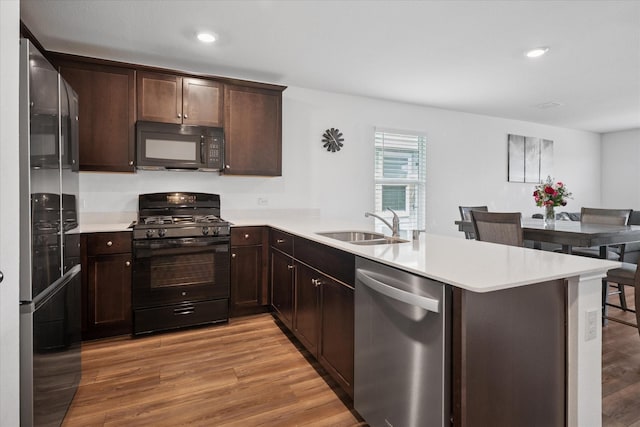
[470,211,523,247]
[570,208,632,312]
[459,206,488,239]
[602,261,639,336]
[571,207,632,260]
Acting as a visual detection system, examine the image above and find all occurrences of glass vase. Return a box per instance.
[544,205,556,226]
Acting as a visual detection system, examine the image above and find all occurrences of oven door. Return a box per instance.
[132,237,230,309]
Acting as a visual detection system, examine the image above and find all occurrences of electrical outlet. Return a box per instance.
[257,197,268,206]
[585,309,598,341]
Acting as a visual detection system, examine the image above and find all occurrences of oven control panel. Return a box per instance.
[202,226,223,236]
[134,225,230,239]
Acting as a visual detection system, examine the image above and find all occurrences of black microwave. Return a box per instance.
[136,121,224,171]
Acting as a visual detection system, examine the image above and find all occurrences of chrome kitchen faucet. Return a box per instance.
[364,209,400,237]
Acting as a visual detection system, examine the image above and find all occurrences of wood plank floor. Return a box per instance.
[63,314,365,427]
[63,306,640,426]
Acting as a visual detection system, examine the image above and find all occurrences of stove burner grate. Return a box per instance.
[143,216,173,225]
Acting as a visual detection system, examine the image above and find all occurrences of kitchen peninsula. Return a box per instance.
[80,213,616,426]
[235,214,616,427]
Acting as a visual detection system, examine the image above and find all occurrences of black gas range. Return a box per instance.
[133,192,231,240]
[131,192,231,336]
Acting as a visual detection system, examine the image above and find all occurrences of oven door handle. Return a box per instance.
[134,238,229,250]
[133,239,229,258]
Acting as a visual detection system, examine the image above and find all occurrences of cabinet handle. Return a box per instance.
[106,241,113,247]
[231,253,236,259]
[226,165,230,169]
[184,114,188,119]
[129,160,134,166]
[177,113,182,118]
[287,264,294,270]
[276,239,285,244]
[125,261,131,267]
[312,278,322,287]
[244,233,250,239]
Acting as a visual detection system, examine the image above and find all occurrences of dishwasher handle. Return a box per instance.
[356,268,441,313]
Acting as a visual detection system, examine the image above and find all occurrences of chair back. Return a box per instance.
[636,280,640,338]
[580,208,631,226]
[628,211,640,226]
[470,211,524,247]
[459,206,488,239]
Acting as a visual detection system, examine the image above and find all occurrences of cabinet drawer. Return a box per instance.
[86,232,132,255]
[270,229,294,255]
[231,227,265,246]
[295,236,355,286]
[133,298,228,336]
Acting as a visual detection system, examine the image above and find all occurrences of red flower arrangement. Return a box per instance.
[533,176,572,207]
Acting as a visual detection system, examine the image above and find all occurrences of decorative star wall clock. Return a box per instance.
[322,128,344,152]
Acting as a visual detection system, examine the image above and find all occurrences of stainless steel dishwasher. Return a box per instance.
[355,257,451,427]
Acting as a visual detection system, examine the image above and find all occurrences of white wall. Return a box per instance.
[601,128,640,210]
[0,0,21,425]
[80,86,603,237]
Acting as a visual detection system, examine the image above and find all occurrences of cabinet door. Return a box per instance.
[319,275,354,398]
[58,62,135,172]
[294,262,320,357]
[224,85,282,176]
[271,249,294,328]
[230,245,262,316]
[86,253,132,339]
[183,77,222,127]
[137,71,182,124]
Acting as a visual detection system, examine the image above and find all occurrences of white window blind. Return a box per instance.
[374,129,426,231]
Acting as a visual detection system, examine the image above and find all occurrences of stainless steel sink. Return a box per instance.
[316,231,385,241]
[350,237,409,245]
[316,231,408,245]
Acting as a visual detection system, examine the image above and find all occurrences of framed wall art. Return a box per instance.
[507,133,553,183]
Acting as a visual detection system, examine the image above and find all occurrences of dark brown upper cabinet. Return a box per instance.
[224,85,282,176]
[137,71,223,127]
[57,60,135,172]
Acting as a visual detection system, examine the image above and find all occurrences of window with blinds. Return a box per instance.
[374,129,426,230]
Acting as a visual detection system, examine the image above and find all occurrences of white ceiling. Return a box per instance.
[20,0,640,134]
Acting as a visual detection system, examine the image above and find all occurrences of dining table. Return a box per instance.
[455,218,640,258]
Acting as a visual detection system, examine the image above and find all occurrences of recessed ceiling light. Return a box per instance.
[197,32,216,43]
[525,47,550,58]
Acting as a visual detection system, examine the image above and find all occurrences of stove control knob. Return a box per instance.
[145,229,155,238]
[202,226,209,236]
[158,228,166,238]
[212,227,220,236]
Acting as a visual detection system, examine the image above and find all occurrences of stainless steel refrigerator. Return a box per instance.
[19,39,82,427]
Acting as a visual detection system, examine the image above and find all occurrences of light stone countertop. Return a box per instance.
[78,222,133,234]
[228,214,620,293]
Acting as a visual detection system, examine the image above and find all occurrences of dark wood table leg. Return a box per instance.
[599,245,608,259]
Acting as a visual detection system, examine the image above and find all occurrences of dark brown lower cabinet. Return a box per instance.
[82,232,132,340]
[318,272,354,398]
[230,245,264,315]
[230,227,269,317]
[293,262,320,356]
[292,261,355,397]
[271,248,294,329]
[274,234,355,398]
